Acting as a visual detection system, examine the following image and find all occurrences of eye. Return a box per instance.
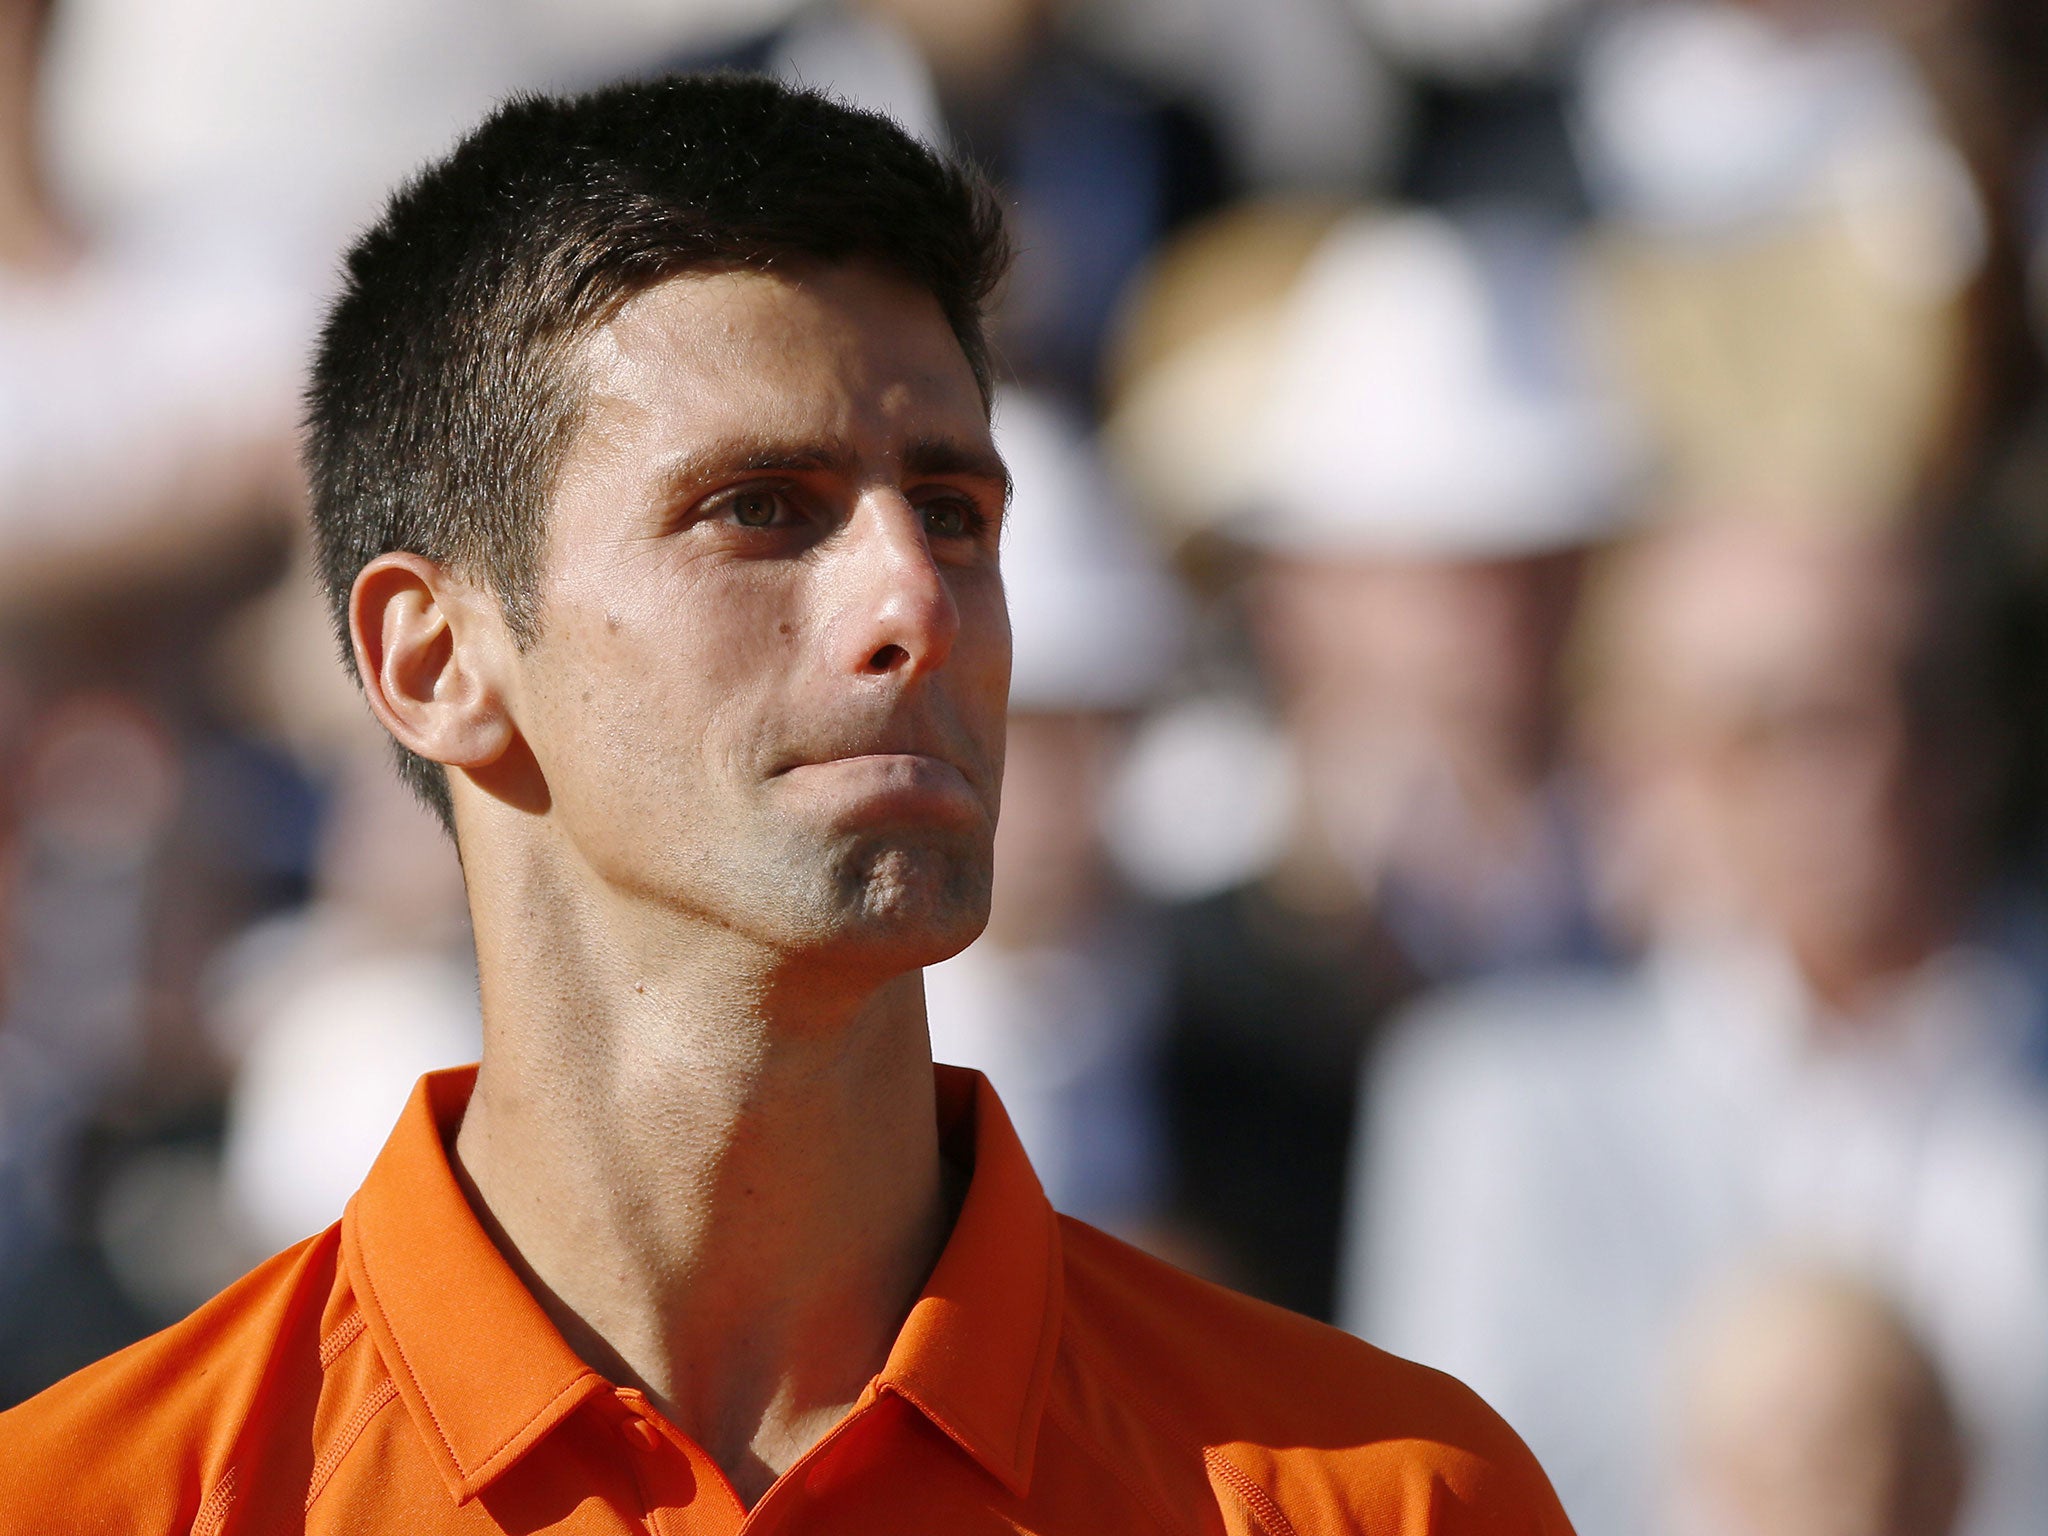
[920,496,985,540]
[724,488,790,528]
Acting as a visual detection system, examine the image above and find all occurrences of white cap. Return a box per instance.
[1247,209,1638,560]
[995,387,1188,712]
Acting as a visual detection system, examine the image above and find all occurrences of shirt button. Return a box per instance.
[624,1417,662,1452]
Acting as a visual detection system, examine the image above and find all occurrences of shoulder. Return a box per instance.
[0,1229,338,1535]
[1055,1218,1575,1534]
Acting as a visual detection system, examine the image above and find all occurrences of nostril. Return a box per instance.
[866,644,909,673]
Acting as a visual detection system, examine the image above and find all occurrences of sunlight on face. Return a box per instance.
[500,263,1012,972]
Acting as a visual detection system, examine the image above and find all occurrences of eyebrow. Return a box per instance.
[901,437,1013,502]
[655,434,1011,505]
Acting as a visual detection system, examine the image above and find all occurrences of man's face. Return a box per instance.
[1253,551,1580,787]
[490,262,1010,974]
[1590,523,1960,986]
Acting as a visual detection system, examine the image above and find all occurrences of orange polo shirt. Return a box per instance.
[0,1065,1572,1534]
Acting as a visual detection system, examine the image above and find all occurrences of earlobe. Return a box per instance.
[350,554,517,771]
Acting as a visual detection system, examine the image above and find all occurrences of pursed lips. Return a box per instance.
[768,725,977,778]
[768,736,993,815]
[769,746,982,790]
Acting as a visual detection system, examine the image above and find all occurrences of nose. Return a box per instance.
[832,492,960,681]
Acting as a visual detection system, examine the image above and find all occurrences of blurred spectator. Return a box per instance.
[1344,514,2048,1536]
[1356,0,1588,85]
[1242,208,1634,979]
[1101,195,1346,559]
[40,0,528,257]
[0,0,304,603]
[1361,0,1599,219]
[0,695,178,1394]
[1577,0,1988,514]
[680,0,1228,405]
[1667,1267,1967,1536]
[0,0,324,1396]
[1078,0,1403,194]
[923,386,1186,1231]
[1115,205,1635,1316]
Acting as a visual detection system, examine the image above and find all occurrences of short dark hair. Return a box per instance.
[304,72,1010,831]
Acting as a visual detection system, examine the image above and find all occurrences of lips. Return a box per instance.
[770,745,954,775]
[767,724,979,783]
[768,737,988,823]
[765,706,994,807]
[774,751,972,788]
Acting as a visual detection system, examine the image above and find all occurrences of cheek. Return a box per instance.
[958,576,1014,711]
[522,587,781,814]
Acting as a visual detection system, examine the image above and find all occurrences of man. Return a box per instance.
[1344,512,2048,1536]
[0,75,1571,1533]
[1146,208,1633,1319]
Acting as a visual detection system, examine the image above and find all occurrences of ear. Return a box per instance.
[349,553,516,772]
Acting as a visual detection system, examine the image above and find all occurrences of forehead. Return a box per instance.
[567,262,990,457]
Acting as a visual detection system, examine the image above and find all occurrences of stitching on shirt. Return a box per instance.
[1044,1391,1193,1536]
[354,1220,599,1491]
[189,1464,236,1536]
[1062,1327,1203,1461]
[1060,1327,1298,1536]
[349,1226,466,1475]
[1203,1449,1298,1536]
[1014,1205,1064,1466]
[469,1372,600,1479]
[318,1312,366,1368]
[195,1235,342,1534]
[303,1377,401,1512]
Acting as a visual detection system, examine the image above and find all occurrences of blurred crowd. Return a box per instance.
[5,0,2048,1532]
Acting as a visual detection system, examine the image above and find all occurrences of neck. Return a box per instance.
[452,851,951,1505]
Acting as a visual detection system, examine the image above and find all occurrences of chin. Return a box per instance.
[821,838,992,969]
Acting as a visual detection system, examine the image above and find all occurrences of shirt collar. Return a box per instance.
[341,1067,606,1503]
[877,1065,1064,1496]
[342,1062,1064,1505]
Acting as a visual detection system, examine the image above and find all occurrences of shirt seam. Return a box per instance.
[348,1205,600,1494]
[1043,1390,1199,1536]
[199,1234,339,1534]
[1015,1200,1065,1475]
[1061,1325,1296,1536]
[1062,1326,1199,1461]
[318,1312,366,1368]
[189,1464,236,1536]
[1203,1450,1298,1536]
[303,1378,401,1512]
[466,1375,602,1486]
[347,1220,469,1483]
[619,1411,658,1532]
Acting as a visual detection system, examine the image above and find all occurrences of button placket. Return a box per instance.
[606,1392,745,1535]
[624,1416,663,1454]
[738,1395,886,1532]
